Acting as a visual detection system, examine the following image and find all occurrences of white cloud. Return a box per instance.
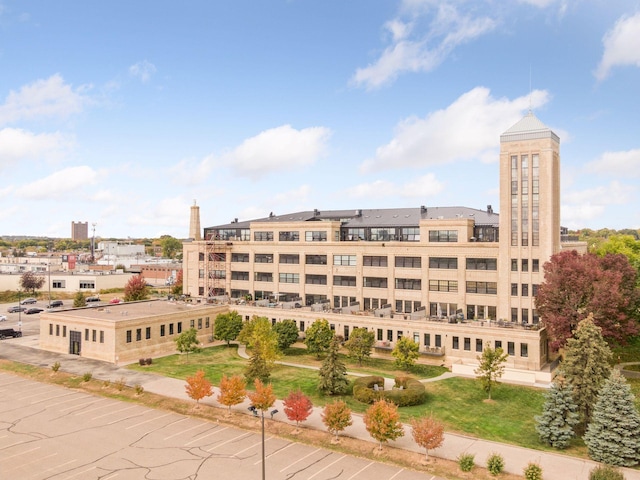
[273,184,312,204]
[585,148,640,177]
[0,128,74,168]
[18,166,100,200]
[351,3,497,89]
[168,154,216,186]
[223,125,331,179]
[360,87,550,172]
[129,60,157,83]
[0,74,90,125]
[346,174,445,199]
[562,180,636,228]
[595,13,640,81]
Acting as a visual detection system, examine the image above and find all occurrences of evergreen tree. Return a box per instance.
[73,291,86,307]
[318,335,349,395]
[584,370,640,467]
[561,315,612,431]
[244,337,272,382]
[535,378,579,448]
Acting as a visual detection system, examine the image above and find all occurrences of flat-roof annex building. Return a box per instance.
[180,112,586,376]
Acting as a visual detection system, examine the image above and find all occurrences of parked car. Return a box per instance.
[0,315,6,322]
[109,298,122,304]
[47,300,64,308]
[20,297,37,305]
[86,296,100,303]
[7,306,26,313]
[25,307,44,315]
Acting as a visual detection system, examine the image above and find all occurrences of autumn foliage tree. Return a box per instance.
[247,379,276,413]
[282,390,313,428]
[344,327,375,365]
[363,399,405,451]
[536,250,640,350]
[124,274,149,302]
[185,370,213,404]
[217,374,247,413]
[20,271,45,294]
[411,415,445,461]
[322,400,353,442]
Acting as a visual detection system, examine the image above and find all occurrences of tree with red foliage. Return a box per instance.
[536,250,639,350]
[185,370,213,404]
[124,274,149,302]
[411,415,445,461]
[171,269,183,295]
[283,390,313,428]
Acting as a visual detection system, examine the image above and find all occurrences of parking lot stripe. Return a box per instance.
[33,459,77,478]
[184,426,228,446]
[61,465,96,479]
[91,404,139,420]
[60,397,108,412]
[0,446,40,462]
[125,411,173,430]
[163,421,206,440]
[388,468,405,479]
[279,447,321,472]
[3,452,58,476]
[264,441,295,460]
[37,392,84,407]
[206,431,253,452]
[307,454,345,479]
[347,461,374,479]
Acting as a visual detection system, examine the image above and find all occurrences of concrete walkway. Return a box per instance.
[1,337,639,480]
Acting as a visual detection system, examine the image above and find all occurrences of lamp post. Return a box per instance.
[248,405,279,480]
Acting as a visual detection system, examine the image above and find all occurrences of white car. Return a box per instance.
[0,315,7,322]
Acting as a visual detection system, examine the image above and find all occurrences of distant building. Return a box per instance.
[71,221,89,241]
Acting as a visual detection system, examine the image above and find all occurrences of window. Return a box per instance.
[511,308,518,322]
[190,319,195,328]
[522,284,529,297]
[508,342,515,355]
[334,255,356,266]
[254,231,273,241]
[255,253,274,263]
[435,335,442,348]
[136,329,142,341]
[521,343,528,357]
[466,258,497,270]
[466,281,497,294]
[333,276,356,286]
[279,254,299,264]
[52,280,65,288]
[364,277,387,288]
[363,256,388,267]
[305,231,327,242]
[206,317,210,328]
[146,327,151,339]
[370,228,396,241]
[387,329,393,341]
[532,259,539,272]
[305,254,327,265]
[476,339,483,352]
[395,256,421,268]
[400,227,420,241]
[79,281,95,289]
[511,259,518,272]
[126,330,132,343]
[92,330,97,342]
[429,280,458,292]
[346,228,365,240]
[279,273,300,284]
[377,329,383,341]
[429,230,458,242]
[464,337,471,351]
[452,336,459,349]
[100,331,104,343]
[231,271,249,281]
[424,333,430,347]
[511,283,518,296]
[522,309,529,324]
[55,324,60,336]
[160,324,166,337]
[305,274,327,285]
[429,257,458,269]
[299,321,305,332]
[495,340,502,350]
[177,322,182,333]
[395,278,421,290]
[169,323,174,335]
[63,326,67,337]
[85,329,89,341]
[49,324,53,335]
[522,259,529,272]
[254,272,273,282]
[279,231,299,241]
[231,253,250,262]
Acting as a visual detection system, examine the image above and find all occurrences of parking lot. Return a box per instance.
[0,372,437,480]
[2,300,46,337]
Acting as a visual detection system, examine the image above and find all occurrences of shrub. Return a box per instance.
[352,376,385,404]
[458,453,475,472]
[115,377,126,391]
[134,384,144,395]
[145,358,152,365]
[589,465,626,480]
[102,380,111,388]
[51,361,61,373]
[524,462,543,480]
[82,372,92,382]
[486,452,505,476]
[139,358,146,366]
[352,375,427,406]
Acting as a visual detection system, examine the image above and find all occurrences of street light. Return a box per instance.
[248,404,278,480]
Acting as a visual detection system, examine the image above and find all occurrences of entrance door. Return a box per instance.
[69,330,81,355]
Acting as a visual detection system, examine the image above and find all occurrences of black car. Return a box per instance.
[47,300,64,308]
[7,305,26,313]
[25,307,44,315]
[86,296,100,303]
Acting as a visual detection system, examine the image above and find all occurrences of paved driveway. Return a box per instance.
[0,372,441,480]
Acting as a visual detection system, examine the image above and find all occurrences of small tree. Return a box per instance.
[283,390,313,429]
[318,335,349,395]
[175,328,200,360]
[217,374,246,413]
[535,378,579,448]
[247,378,276,414]
[344,327,375,366]
[584,370,640,467]
[20,271,45,294]
[486,452,505,476]
[160,235,182,259]
[474,342,508,400]
[322,400,353,442]
[214,311,243,346]
[185,370,213,404]
[561,314,612,430]
[523,462,543,480]
[304,319,334,357]
[273,319,299,351]
[589,465,626,480]
[411,415,445,461]
[363,398,405,451]
[73,291,86,307]
[124,274,149,302]
[392,336,419,371]
[171,269,183,295]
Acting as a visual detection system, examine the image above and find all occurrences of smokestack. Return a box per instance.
[189,200,202,241]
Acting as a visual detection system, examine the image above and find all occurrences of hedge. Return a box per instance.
[352,375,427,406]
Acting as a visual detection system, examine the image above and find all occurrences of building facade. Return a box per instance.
[71,221,89,241]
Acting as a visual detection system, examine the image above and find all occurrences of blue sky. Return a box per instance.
[1,0,639,239]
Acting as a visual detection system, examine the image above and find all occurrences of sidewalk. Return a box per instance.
[1,337,638,480]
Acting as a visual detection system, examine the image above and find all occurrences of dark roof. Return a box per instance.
[207,205,499,230]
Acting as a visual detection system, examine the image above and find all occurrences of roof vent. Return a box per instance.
[420,205,427,214]
[487,205,493,214]
[355,209,362,217]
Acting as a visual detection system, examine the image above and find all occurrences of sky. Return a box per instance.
[0,0,639,239]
